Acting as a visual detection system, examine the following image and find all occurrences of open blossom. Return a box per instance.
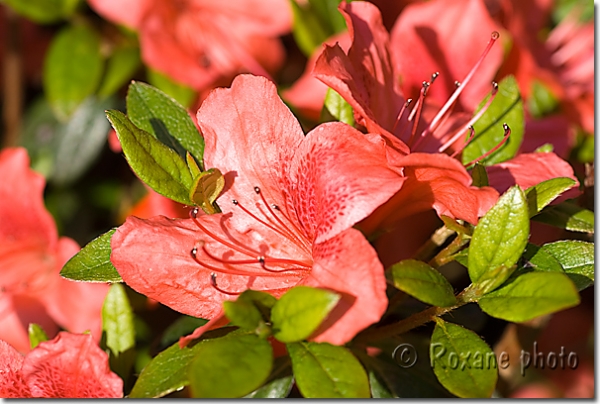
[0,148,108,353]
[313,1,579,234]
[111,74,404,345]
[0,332,122,398]
[88,0,292,91]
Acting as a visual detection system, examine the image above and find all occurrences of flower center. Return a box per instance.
[189,186,312,295]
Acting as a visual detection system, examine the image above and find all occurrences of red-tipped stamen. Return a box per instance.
[407,81,431,146]
[464,123,511,167]
[422,32,500,139]
[450,126,476,158]
[392,98,413,133]
[210,273,241,295]
[438,82,499,153]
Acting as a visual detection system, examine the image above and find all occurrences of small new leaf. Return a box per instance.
[28,324,49,350]
[190,168,225,214]
[60,228,122,282]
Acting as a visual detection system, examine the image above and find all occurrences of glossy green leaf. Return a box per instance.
[127,81,204,165]
[477,272,580,322]
[323,88,354,126]
[44,24,103,120]
[106,110,193,205]
[388,260,457,307]
[525,177,577,217]
[542,240,594,290]
[188,333,273,398]
[468,186,529,287]
[60,228,122,282]
[98,44,141,98]
[289,0,330,56]
[271,286,340,343]
[533,201,594,233]
[462,75,524,166]
[223,290,277,334]
[522,243,564,273]
[430,319,497,398]
[470,163,489,187]
[129,339,207,398]
[190,168,224,214]
[147,69,197,109]
[288,341,370,398]
[3,0,80,24]
[28,324,48,350]
[102,283,135,381]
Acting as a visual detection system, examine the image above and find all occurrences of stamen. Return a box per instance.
[422,31,500,138]
[464,123,511,167]
[437,81,499,153]
[190,207,200,219]
[455,81,461,88]
[392,98,413,134]
[430,72,440,84]
[210,273,241,296]
[407,82,430,146]
[450,126,475,158]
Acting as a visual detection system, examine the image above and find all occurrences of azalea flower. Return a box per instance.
[313,1,579,234]
[0,148,108,353]
[0,332,123,398]
[111,74,404,345]
[88,0,292,91]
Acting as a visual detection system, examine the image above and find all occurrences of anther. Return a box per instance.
[210,273,241,296]
[271,204,280,211]
[232,199,239,205]
[491,31,500,40]
[190,207,199,219]
[191,247,198,259]
[258,256,266,267]
[455,81,461,88]
[491,81,498,95]
[431,72,440,84]
[254,186,261,194]
[464,123,511,167]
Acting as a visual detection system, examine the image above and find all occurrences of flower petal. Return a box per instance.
[111,214,307,319]
[289,122,405,243]
[303,228,387,345]
[0,339,29,397]
[22,332,122,398]
[87,0,148,29]
[390,0,503,111]
[486,152,580,197]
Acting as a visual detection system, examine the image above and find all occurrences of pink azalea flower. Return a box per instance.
[88,0,292,91]
[313,1,579,234]
[111,75,404,345]
[0,332,122,398]
[0,148,108,353]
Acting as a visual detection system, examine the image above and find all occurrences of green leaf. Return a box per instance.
[28,324,48,349]
[244,357,294,398]
[534,143,554,153]
[147,69,197,109]
[307,0,346,33]
[60,228,122,282]
[271,286,340,343]
[98,44,141,98]
[462,75,524,166]
[521,243,564,273]
[470,163,489,187]
[527,80,559,118]
[533,201,594,233]
[289,0,330,56]
[127,81,204,166]
[3,0,80,24]
[525,177,577,217]
[44,24,103,120]
[576,134,594,162]
[323,88,354,126]
[190,168,224,214]
[102,283,136,381]
[388,260,457,307]
[468,186,529,289]
[477,272,580,322]
[129,340,207,398]
[541,240,594,290]
[430,319,497,398]
[288,341,370,398]
[368,370,394,398]
[188,333,273,398]
[106,110,193,205]
[223,300,266,333]
[160,316,208,348]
